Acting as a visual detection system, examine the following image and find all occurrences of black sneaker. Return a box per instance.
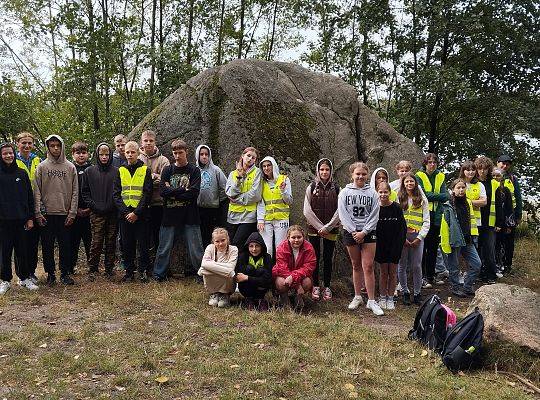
[451,288,467,298]
[463,288,476,297]
[121,273,134,283]
[402,293,411,306]
[139,272,149,283]
[88,272,96,282]
[413,294,423,305]
[61,275,75,285]
[47,274,56,285]
[104,269,115,278]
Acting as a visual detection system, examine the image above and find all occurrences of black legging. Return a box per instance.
[422,224,439,281]
[308,235,336,287]
[228,223,257,248]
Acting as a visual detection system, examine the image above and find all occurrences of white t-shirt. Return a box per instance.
[466,182,486,227]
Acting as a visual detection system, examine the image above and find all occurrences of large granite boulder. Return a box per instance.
[130,59,423,224]
[467,284,540,354]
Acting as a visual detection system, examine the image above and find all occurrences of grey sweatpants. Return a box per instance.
[398,231,424,296]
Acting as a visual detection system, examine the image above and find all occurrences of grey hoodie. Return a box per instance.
[257,156,293,222]
[195,144,227,208]
[34,135,78,219]
[337,182,380,234]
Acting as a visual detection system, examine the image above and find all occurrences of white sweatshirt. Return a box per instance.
[337,183,380,234]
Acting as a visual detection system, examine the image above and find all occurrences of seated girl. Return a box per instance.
[272,225,316,309]
[198,228,238,308]
[235,232,273,311]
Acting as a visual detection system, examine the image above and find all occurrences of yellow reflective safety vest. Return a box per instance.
[248,256,265,269]
[503,178,516,209]
[119,165,148,207]
[261,174,290,221]
[390,190,398,202]
[440,198,478,254]
[488,179,499,227]
[16,157,40,186]
[465,182,482,221]
[404,204,424,231]
[416,171,445,211]
[229,167,258,214]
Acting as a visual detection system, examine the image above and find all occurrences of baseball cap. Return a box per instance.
[497,154,512,163]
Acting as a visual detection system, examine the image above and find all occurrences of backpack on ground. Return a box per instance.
[441,307,484,373]
[408,294,456,353]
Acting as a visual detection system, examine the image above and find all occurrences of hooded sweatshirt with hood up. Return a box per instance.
[0,143,34,221]
[257,156,293,222]
[337,182,380,235]
[34,135,78,219]
[235,231,273,289]
[138,146,170,207]
[81,143,118,215]
[303,158,340,235]
[195,145,227,208]
[370,167,398,202]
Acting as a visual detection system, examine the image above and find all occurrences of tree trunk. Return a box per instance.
[186,0,195,65]
[85,0,100,131]
[428,30,450,153]
[237,0,245,59]
[158,0,164,86]
[102,0,111,121]
[217,0,225,64]
[149,0,157,110]
[266,0,279,60]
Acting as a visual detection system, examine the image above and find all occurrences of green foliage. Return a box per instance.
[0,0,538,194]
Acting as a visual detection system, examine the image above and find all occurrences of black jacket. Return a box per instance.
[82,143,118,215]
[0,145,35,221]
[235,231,273,288]
[74,161,91,209]
[112,159,152,218]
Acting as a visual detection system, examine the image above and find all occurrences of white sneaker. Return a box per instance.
[422,278,433,289]
[348,295,364,310]
[395,283,401,297]
[366,299,384,316]
[386,296,395,310]
[0,281,11,295]
[19,278,39,291]
[378,296,388,309]
[217,294,230,308]
[208,293,219,307]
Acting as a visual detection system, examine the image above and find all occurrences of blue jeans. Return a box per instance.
[154,225,204,279]
[435,247,448,274]
[447,243,481,292]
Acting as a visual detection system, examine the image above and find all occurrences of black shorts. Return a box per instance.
[342,230,377,246]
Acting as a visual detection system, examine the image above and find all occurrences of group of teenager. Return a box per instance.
[0,131,522,316]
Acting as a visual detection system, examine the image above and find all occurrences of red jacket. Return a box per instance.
[272,239,316,286]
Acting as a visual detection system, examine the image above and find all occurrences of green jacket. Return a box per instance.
[416,168,449,227]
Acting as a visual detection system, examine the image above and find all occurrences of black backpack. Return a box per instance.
[408,295,452,353]
[441,308,484,373]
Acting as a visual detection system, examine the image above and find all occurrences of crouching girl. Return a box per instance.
[235,232,273,311]
[272,225,316,309]
[198,228,238,308]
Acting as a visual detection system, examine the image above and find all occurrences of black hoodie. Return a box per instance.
[235,231,273,289]
[0,143,34,221]
[82,143,119,215]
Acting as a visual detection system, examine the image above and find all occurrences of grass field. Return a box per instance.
[0,238,538,399]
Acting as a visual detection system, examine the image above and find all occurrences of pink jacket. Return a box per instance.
[272,239,316,287]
